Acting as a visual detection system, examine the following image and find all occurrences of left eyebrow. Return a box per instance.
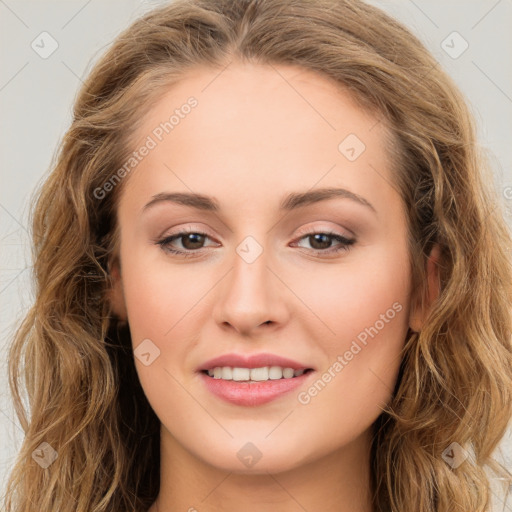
[279,187,376,213]
[142,187,376,214]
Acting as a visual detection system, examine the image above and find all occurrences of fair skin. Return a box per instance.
[109,61,439,512]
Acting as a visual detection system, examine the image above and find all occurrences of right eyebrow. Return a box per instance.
[143,192,220,212]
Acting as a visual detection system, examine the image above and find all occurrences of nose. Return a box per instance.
[212,242,289,336]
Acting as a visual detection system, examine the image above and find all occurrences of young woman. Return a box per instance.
[5,0,512,511]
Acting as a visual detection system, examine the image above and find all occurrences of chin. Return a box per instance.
[188,434,313,474]
[210,453,306,475]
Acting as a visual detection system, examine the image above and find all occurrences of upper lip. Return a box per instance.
[198,353,314,372]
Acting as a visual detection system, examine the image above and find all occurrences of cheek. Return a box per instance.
[295,247,410,429]
[298,245,411,349]
[119,247,206,414]
[120,241,207,339]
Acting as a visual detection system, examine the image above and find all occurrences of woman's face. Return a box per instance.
[111,61,419,473]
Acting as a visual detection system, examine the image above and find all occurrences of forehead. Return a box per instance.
[119,61,399,216]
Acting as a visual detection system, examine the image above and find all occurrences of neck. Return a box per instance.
[149,426,374,512]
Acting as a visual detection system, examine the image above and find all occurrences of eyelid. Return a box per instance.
[158,224,218,241]
[293,223,354,240]
[158,223,353,244]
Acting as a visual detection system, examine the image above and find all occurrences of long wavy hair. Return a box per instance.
[4,0,512,510]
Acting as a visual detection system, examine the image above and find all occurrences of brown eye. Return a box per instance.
[294,231,355,256]
[156,230,218,257]
[308,233,333,250]
[179,233,206,250]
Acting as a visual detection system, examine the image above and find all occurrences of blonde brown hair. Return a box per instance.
[5,0,512,511]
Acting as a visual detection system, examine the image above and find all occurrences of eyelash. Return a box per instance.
[155,227,355,258]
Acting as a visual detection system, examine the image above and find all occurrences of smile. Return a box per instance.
[203,366,314,381]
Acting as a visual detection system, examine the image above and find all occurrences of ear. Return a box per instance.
[409,243,441,333]
[107,258,128,322]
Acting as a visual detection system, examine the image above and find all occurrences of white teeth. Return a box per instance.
[250,367,269,381]
[269,366,283,379]
[221,367,233,380]
[282,367,294,379]
[207,366,308,381]
[232,367,250,381]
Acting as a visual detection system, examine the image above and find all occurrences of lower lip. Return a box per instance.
[199,370,314,406]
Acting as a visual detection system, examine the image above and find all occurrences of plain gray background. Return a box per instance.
[1,0,511,509]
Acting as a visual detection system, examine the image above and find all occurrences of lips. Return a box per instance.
[198,352,314,372]
[199,370,314,406]
[197,352,316,406]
